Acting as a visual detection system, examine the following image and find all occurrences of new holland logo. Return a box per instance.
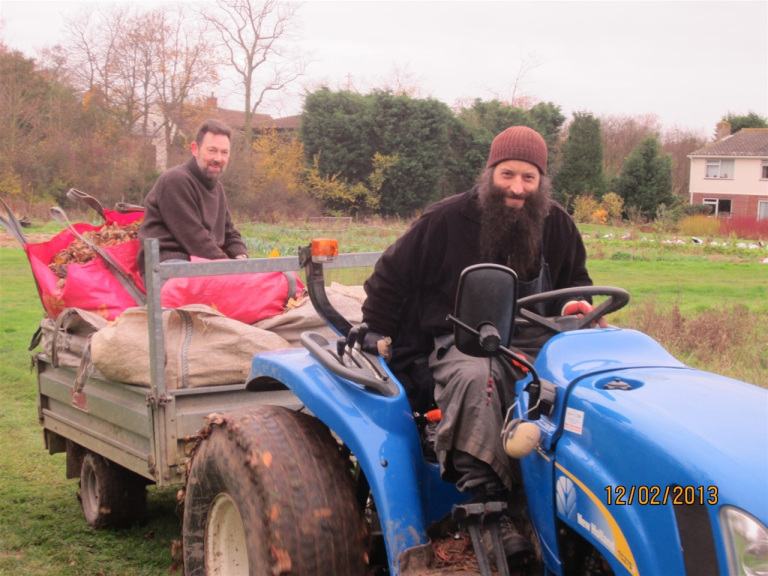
[556,474,577,519]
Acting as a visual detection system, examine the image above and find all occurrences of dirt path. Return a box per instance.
[0,230,54,248]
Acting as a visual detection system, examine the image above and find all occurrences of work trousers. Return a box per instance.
[430,339,520,492]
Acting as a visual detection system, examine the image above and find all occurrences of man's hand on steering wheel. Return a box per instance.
[516,286,629,334]
[562,300,609,328]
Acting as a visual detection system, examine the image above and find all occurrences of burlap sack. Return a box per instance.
[36,308,108,368]
[253,283,366,347]
[90,304,290,389]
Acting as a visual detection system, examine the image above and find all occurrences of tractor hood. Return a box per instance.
[535,329,768,509]
[526,329,767,575]
[563,364,768,509]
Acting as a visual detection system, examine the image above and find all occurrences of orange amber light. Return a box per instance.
[311,238,339,263]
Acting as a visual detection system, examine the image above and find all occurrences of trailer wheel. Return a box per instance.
[183,406,367,576]
[79,451,147,528]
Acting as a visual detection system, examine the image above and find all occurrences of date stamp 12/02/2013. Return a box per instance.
[604,485,718,506]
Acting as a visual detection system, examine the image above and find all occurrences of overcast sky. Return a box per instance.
[2,0,766,137]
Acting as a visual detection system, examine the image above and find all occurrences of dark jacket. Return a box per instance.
[137,157,247,273]
[362,187,593,406]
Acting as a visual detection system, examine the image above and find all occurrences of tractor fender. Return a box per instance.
[247,346,466,575]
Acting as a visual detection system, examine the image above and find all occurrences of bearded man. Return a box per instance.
[137,119,248,276]
[360,125,601,564]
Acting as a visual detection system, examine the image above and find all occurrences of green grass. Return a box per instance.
[0,248,182,576]
[0,217,766,574]
[237,218,407,258]
[588,260,768,315]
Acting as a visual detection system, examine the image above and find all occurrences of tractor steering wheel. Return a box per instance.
[515,286,630,334]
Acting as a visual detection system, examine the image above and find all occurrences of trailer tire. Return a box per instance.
[79,451,147,528]
[183,406,367,576]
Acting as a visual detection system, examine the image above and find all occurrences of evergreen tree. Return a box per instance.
[528,101,566,151]
[615,136,675,219]
[722,111,768,134]
[552,112,606,209]
[455,99,565,178]
[300,88,456,216]
[300,91,567,216]
[369,91,455,214]
[300,88,373,183]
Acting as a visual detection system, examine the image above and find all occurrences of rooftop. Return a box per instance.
[689,128,768,157]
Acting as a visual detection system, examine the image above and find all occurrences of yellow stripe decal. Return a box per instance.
[555,462,639,576]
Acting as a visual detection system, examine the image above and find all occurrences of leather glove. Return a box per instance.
[362,331,392,360]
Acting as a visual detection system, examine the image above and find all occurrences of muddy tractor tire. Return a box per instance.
[79,451,147,528]
[182,405,368,576]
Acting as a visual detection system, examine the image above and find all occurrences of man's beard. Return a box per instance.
[478,173,552,282]
[198,159,225,182]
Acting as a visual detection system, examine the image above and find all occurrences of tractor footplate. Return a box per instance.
[452,501,510,576]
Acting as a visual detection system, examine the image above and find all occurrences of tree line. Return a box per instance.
[2,1,766,222]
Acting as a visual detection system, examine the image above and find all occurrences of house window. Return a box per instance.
[762,161,768,180]
[703,198,732,217]
[759,201,768,220]
[705,159,734,179]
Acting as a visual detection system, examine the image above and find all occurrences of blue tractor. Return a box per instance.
[181,242,768,576]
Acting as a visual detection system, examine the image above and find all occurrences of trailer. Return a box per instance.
[34,238,380,527]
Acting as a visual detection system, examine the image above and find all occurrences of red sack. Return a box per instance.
[24,215,145,321]
[160,256,305,325]
[104,208,143,227]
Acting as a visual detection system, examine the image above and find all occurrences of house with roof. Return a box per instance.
[149,94,301,171]
[687,122,768,219]
[200,94,301,136]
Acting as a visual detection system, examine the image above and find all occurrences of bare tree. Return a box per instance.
[62,5,135,130]
[114,10,162,133]
[662,126,707,197]
[484,50,542,108]
[379,63,425,97]
[599,113,662,180]
[62,6,215,137]
[200,0,306,142]
[151,6,218,158]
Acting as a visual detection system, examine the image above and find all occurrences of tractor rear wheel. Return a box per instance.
[182,406,367,576]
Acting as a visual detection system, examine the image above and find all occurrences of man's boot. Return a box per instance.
[470,482,530,565]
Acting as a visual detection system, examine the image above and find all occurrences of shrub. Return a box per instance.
[719,216,768,241]
[678,215,720,237]
[654,203,684,232]
[601,192,624,221]
[620,301,764,384]
[592,209,608,224]
[573,195,600,224]
[683,203,714,216]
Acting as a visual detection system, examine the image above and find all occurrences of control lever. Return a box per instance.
[336,337,347,362]
[356,323,369,352]
[344,327,361,368]
[346,327,359,351]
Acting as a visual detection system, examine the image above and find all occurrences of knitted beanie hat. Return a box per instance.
[486,126,548,175]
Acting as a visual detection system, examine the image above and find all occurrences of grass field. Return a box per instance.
[0,247,182,576]
[0,219,766,575]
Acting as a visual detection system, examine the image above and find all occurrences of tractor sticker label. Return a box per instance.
[554,463,639,576]
[564,408,584,434]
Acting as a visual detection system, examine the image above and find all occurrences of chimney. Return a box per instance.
[716,121,731,140]
[205,92,218,109]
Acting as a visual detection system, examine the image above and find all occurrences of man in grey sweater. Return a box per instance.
[137,119,248,275]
